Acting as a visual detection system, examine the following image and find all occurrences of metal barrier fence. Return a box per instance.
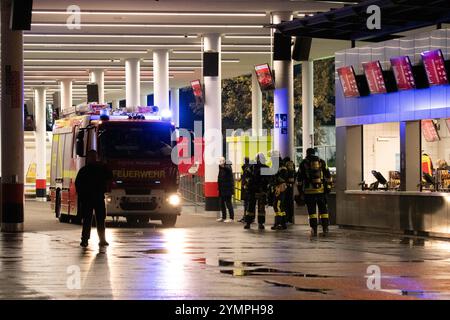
[179,174,243,212]
[179,175,205,212]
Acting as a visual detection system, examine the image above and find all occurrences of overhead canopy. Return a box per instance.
[275,0,450,42]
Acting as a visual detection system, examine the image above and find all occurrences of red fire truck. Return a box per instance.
[50,106,181,227]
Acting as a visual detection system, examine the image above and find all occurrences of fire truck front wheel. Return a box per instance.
[161,215,177,228]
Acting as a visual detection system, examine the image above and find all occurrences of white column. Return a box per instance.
[60,79,72,115]
[89,68,105,104]
[170,88,180,127]
[302,60,314,157]
[140,94,148,107]
[34,87,47,201]
[125,58,140,112]
[251,71,263,136]
[203,33,222,211]
[272,12,294,159]
[111,98,120,109]
[1,0,25,232]
[153,49,170,112]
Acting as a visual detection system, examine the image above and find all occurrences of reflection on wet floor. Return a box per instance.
[3,202,450,299]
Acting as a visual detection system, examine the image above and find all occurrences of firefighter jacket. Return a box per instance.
[271,158,289,196]
[246,162,270,194]
[285,160,296,186]
[297,155,331,194]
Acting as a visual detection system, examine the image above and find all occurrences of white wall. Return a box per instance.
[363,122,400,184]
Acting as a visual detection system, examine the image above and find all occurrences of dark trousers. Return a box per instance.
[245,192,266,224]
[285,185,294,223]
[304,193,329,230]
[220,196,234,220]
[81,197,107,241]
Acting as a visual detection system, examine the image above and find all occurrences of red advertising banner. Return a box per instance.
[190,80,203,98]
[337,66,359,98]
[390,56,416,90]
[254,63,275,90]
[363,61,387,94]
[421,49,448,86]
[422,119,440,142]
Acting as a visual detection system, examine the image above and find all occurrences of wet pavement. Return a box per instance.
[1,201,450,299]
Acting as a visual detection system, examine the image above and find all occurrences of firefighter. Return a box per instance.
[297,148,332,236]
[270,151,288,230]
[238,157,251,223]
[244,153,269,230]
[284,156,296,224]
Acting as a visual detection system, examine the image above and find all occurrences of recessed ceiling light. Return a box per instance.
[25,33,199,39]
[32,23,264,29]
[32,10,267,17]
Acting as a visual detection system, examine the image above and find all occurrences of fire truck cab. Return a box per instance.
[50,105,181,227]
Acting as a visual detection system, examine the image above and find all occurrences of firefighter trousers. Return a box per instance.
[304,193,329,230]
[285,185,294,223]
[273,190,287,227]
[245,192,266,225]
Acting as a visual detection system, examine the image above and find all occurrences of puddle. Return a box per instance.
[220,267,334,278]
[379,289,449,299]
[264,280,330,295]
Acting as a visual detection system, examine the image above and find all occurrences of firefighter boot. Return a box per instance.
[244,213,254,229]
[321,216,329,236]
[280,215,287,230]
[310,218,318,237]
[271,216,280,230]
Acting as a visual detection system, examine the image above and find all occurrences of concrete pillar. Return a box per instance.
[272,12,294,159]
[203,33,222,211]
[251,71,263,136]
[125,58,140,112]
[60,79,72,116]
[89,69,104,104]
[1,0,25,232]
[153,49,170,113]
[34,87,47,201]
[140,94,148,107]
[400,121,421,191]
[111,98,120,109]
[302,60,314,158]
[170,88,180,127]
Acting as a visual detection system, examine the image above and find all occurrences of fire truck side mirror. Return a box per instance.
[76,130,85,157]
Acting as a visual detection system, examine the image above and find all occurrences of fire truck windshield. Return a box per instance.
[99,122,173,159]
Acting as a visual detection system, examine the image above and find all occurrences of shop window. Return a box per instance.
[363,123,400,190]
[421,119,450,191]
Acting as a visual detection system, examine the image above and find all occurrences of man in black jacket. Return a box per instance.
[75,150,113,248]
[217,157,235,222]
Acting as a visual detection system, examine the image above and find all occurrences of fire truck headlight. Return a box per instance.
[168,194,181,206]
[105,196,112,203]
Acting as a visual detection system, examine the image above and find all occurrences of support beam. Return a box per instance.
[34,87,47,201]
[125,58,140,112]
[302,60,314,158]
[60,79,72,116]
[203,33,222,211]
[273,12,294,159]
[1,0,25,232]
[170,88,180,128]
[251,71,262,136]
[153,49,170,113]
[89,69,105,104]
